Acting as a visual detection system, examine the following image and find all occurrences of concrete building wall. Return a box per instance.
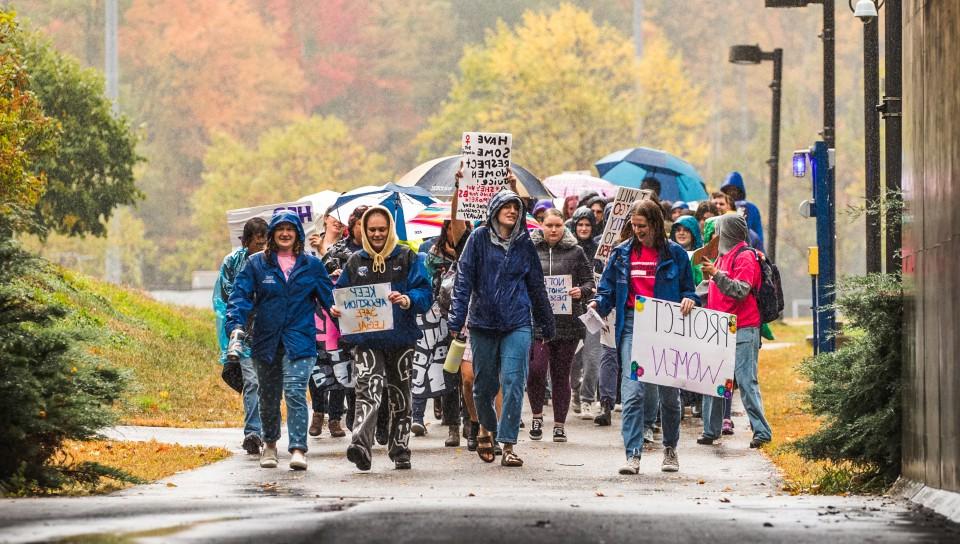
[901,0,960,493]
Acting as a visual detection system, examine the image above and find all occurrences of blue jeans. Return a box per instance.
[469,326,532,445]
[598,345,619,409]
[701,327,772,441]
[618,313,682,459]
[579,330,603,403]
[254,352,313,453]
[239,357,262,439]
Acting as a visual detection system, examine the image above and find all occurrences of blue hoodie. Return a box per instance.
[226,210,335,363]
[670,215,703,250]
[721,171,765,250]
[449,190,555,338]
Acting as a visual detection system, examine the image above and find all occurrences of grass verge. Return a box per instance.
[52,440,230,495]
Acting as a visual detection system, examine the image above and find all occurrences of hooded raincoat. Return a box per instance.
[721,171,764,250]
[670,215,704,286]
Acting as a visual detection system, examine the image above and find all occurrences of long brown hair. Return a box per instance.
[626,199,667,255]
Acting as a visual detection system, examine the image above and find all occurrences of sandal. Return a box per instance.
[501,450,523,467]
[476,434,496,463]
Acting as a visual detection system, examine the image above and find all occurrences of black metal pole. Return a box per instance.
[883,0,902,273]
[767,49,783,263]
[864,17,882,273]
[822,0,835,149]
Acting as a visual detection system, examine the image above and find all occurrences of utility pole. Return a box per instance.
[104,0,121,283]
[882,0,902,273]
[863,12,882,273]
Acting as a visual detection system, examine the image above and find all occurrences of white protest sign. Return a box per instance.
[334,282,394,335]
[226,201,314,248]
[629,295,736,398]
[593,187,647,265]
[456,132,512,221]
[544,275,572,315]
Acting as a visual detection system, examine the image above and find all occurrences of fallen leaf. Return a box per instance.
[595,491,605,497]
[166,482,177,487]
[697,480,706,485]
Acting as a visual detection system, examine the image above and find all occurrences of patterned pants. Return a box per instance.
[351,346,413,460]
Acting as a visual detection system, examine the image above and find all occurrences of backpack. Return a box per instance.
[734,247,784,323]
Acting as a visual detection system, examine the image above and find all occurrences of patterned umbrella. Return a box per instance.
[329,183,438,241]
[409,202,541,232]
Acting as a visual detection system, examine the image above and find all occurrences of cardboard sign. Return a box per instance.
[226,201,314,248]
[629,296,736,398]
[456,132,512,221]
[593,187,648,265]
[334,283,393,334]
[545,275,572,315]
[691,235,719,265]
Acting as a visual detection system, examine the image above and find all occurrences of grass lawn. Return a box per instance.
[52,440,230,495]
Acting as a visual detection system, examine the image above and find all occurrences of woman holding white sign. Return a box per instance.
[331,206,432,471]
[527,209,595,443]
[589,199,699,475]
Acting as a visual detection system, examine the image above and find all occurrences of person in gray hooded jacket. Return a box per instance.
[527,209,595,443]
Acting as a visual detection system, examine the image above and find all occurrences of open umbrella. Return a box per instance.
[329,183,438,241]
[297,190,340,237]
[395,155,553,200]
[409,201,541,232]
[542,173,617,199]
[595,147,709,202]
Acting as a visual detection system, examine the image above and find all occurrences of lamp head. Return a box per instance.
[729,45,763,65]
[852,0,878,22]
[792,150,808,178]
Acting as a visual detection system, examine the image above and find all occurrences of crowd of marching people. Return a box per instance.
[213,167,776,473]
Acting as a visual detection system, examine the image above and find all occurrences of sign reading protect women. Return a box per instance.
[629,296,736,398]
[334,282,394,334]
[456,131,512,221]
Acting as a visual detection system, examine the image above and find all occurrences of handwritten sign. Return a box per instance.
[226,201,313,248]
[456,132,512,221]
[629,296,736,397]
[334,283,393,335]
[545,275,572,315]
[593,187,648,265]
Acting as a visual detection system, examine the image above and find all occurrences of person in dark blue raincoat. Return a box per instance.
[449,190,555,468]
[720,171,765,252]
[227,210,335,472]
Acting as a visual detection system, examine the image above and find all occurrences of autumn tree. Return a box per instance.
[415,4,706,177]
[167,116,387,282]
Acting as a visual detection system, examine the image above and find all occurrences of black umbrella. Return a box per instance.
[395,155,553,200]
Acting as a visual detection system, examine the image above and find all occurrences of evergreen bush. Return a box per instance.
[794,273,903,486]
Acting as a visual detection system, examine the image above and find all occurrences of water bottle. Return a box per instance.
[443,337,466,373]
[226,329,245,362]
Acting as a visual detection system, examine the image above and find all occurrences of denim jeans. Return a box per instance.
[597,345,620,409]
[618,313,682,459]
[239,357,262,440]
[701,327,773,441]
[579,330,603,403]
[469,326,532,445]
[254,351,313,453]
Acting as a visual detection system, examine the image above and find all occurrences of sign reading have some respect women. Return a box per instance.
[456,131,512,222]
[629,295,737,398]
[334,283,393,335]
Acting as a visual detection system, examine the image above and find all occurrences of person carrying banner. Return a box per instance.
[527,209,594,443]
[331,206,432,471]
[449,190,555,467]
[213,217,268,455]
[226,210,335,471]
[589,199,699,475]
[696,214,773,449]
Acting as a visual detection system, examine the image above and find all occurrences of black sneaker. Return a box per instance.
[466,421,479,452]
[749,438,770,449]
[696,434,716,445]
[552,426,567,443]
[594,405,612,426]
[394,451,412,470]
[242,434,262,455]
[529,418,544,441]
[346,444,372,471]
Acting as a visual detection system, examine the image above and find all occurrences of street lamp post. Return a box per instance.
[882,0,902,273]
[729,45,783,264]
[854,0,883,273]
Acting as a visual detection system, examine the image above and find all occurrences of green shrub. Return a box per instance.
[0,234,131,494]
[794,273,902,486]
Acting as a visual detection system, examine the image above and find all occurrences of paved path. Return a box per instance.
[1,406,957,543]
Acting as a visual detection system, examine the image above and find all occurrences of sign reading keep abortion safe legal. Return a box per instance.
[456,132,512,221]
[629,296,737,398]
[334,282,394,335]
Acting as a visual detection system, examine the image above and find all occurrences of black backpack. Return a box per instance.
[734,246,784,323]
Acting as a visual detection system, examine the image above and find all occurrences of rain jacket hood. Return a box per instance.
[715,213,749,254]
[268,209,306,246]
[721,171,747,200]
[571,206,596,232]
[532,200,555,216]
[671,215,703,250]
[488,190,526,249]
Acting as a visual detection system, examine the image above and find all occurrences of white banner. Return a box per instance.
[334,283,394,335]
[545,274,572,315]
[226,201,315,248]
[629,295,736,398]
[593,186,647,265]
[456,132,512,221]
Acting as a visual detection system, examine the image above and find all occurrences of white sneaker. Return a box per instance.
[260,445,278,468]
[618,456,641,475]
[579,402,594,420]
[643,428,654,444]
[614,403,622,413]
[289,449,307,471]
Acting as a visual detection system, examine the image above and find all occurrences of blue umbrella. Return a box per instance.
[595,147,708,202]
[329,182,438,241]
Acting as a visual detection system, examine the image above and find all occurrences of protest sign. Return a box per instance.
[691,235,719,265]
[334,283,393,335]
[629,295,736,398]
[545,275,573,315]
[456,132,512,221]
[593,187,649,265]
[226,201,314,248]
[411,303,454,399]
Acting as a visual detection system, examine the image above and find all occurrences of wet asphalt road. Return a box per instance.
[1,405,958,543]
